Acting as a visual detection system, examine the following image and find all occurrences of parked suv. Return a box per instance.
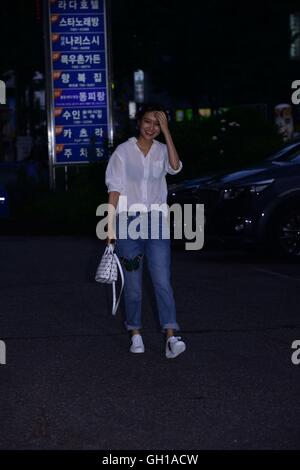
[168,142,300,258]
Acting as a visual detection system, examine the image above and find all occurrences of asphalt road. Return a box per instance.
[0,236,300,450]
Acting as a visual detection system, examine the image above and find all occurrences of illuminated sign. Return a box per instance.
[290,13,300,60]
[134,69,144,103]
[198,108,211,119]
[44,0,113,165]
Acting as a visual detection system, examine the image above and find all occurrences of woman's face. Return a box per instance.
[138,111,161,141]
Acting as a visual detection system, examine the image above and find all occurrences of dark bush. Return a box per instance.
[169,107,282,180]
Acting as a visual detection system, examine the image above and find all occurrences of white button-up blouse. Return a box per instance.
[105,137,183,214]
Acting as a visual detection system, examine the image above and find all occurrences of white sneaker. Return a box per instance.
[130,334,145,354]
[165,336,186,359]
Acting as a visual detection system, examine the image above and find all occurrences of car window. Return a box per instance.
[290,155,300,164]
[268,143,300,162]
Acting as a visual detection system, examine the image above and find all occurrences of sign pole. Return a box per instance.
[64,165,68,192]
[43,0,56,190]
[104,0,114,148]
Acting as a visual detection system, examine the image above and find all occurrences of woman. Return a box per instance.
[105,103,186,359]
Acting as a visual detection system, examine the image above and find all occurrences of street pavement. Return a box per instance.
[0,236,300,450]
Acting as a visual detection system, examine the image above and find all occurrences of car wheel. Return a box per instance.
[270,206,300,259]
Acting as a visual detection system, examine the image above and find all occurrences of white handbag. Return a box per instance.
[95,243,124,316]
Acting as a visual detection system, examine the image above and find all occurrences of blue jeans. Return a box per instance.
[114,211,180,332]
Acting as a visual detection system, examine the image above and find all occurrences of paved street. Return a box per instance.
[0,236,300,450]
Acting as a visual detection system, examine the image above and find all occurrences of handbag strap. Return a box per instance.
[106,243,114,255]
[109,245,124,316]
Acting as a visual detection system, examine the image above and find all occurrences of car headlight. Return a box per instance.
[222,179,275,200]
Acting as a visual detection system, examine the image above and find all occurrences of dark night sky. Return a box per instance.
[111,0,295,106]
[0,0,298,107]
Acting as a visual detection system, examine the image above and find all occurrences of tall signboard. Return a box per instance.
[290,13,300,60]
[44,0,113,188]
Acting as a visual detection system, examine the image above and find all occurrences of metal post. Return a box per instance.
[52,165,56,191]
[64,165,68,192]
[104,0,114,149]
[43,0,56,190]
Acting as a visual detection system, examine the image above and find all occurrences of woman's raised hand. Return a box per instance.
[155,111,169,136]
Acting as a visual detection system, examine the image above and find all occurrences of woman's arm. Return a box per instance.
[105,150,124,245]
[107,191,120,245]
[155,111,180,171]
[163,131,180,171]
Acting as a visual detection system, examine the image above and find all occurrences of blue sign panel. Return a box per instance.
[51,15,104,33]
[52,33,105,51]
[54,88,106,107]
[53,70,106,88]
[50,0,104,14]
[47,0,111,164]
[55,144,106,162]
[54,107,107,125]
[55,124,107,144]
[52,51,106,70]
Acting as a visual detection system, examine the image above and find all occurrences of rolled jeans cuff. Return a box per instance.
[161,323,180,332]
[124,321,142,331]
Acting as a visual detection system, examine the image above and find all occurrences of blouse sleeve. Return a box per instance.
[105,150,125,194]
[163,144,183,175]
